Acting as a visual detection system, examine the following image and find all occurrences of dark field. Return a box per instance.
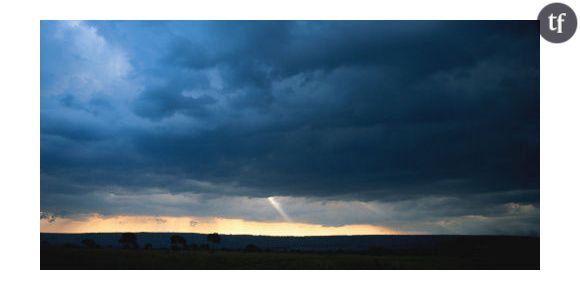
[40,247,536,270]
[41,234,539,270]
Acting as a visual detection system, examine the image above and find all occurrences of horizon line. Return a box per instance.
[40,231,539,238]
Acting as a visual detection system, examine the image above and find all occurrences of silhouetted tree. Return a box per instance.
[207,233,221,249]
[170,235,187,250]
[119,233,138,249]
[81,238,99,249]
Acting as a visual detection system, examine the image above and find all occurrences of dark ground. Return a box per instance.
[41,234,539,270]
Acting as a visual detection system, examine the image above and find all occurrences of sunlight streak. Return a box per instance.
[267,197,293,222]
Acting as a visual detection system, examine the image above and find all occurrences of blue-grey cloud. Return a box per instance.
[40,21,539,235]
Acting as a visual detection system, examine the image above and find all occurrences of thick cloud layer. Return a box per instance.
[40,21,539,235]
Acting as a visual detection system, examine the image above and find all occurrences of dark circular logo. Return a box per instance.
[538,3,577,43]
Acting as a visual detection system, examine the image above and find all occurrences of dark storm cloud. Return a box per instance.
[133,86,217,120]
[40,21,539,234]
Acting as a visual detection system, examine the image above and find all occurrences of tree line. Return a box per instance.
[43,232,261,252]
[117,232,221,250]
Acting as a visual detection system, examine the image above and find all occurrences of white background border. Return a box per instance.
[1,0,578,289]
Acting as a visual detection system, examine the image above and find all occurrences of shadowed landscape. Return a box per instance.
[41,233,539,269]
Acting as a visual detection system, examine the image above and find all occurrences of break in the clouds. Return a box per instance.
[40,21,539,236]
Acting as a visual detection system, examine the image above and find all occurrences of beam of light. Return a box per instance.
[267,196,293,222]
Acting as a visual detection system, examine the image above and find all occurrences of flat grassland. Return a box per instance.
[41,247,539,270]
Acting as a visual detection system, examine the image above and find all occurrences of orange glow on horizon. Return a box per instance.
[40,215,401,236]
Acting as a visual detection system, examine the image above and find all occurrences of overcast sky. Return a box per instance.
[40,21,539,236]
